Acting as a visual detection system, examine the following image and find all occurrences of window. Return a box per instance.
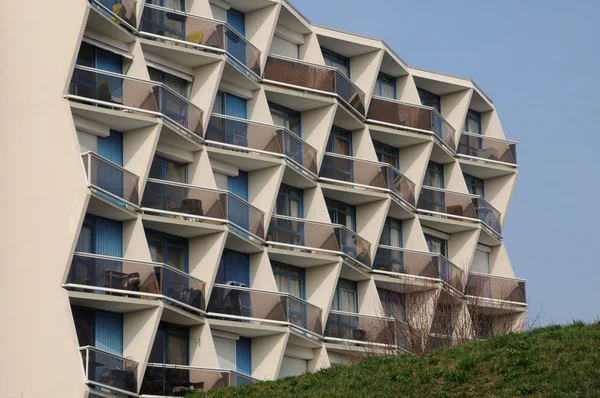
[141,2,186,40]
[373,73,396,99]
[146,229,189,272]
[276,184,303,218]
[464,173,484,197]
[149,155,188,183]
[417,88,441,113]
[326,198,356,232]
[322,48,350,77]
[425,234,447,257]
[269,103,301,137]
[373,140,399,169]
[465,109,482,134]
[270,35,300,59]
[432,303,453,336]
[378,288,405,321]
[149,322,189,365]
[326,126,352,156]
[423,161,444,188]
[208,92,248,146]
[73,43,123,101]
[148,67,188,125]
[419,162,445,212]
[380,217,402,247]
[473,246,491,274]
[273,263,305,299]
[332,279,358,313]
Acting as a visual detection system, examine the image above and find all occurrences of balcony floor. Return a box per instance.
[70,101,159,133]
[320,183,389,206]
[87,192,138,222]
[267,247,340,268]
[68,290,160,313]
[458,158,517,179]
[139,38,223,69]
[264,84,337,112]
[142,214,226,238]
[417,213,479,235]
[368,123,432,149]
[86,4,137,44]
[206,146,283,172]
[208,318,287,338]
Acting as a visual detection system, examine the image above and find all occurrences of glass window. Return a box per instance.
[149,322,189,365]
[465,109,482,134]
[272,263,305,299]
[377,288,405,320]
[373,140,399,169]
[425,234,447,257]
[146,229,189,272]
[326,126,352,156]
[423,161,444,188]
[276,184,303,218]
[326,198,355,231]
[149,155,187,183]
[76,219,94,253]
[332,278,357,312]
[322,48,350,77]
[269,103,301,137]
[71,306,95,347]
[464,173,484,197]
[373,73,396,99]
[76,42,95,67]
[417,88,441,113]
[380,217,402,247]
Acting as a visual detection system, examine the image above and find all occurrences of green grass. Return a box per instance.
[188,322,600,397]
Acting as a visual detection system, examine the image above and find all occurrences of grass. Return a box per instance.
[188,321,600,397]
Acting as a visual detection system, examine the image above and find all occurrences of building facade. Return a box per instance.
[0,0,526,396]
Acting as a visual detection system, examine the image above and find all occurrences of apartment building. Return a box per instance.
[1,0,526,396]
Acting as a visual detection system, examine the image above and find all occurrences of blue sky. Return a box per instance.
[290,0,600,325]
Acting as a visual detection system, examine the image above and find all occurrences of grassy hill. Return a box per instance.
[189,321,600,397]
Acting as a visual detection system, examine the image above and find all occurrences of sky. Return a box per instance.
[290,0,600,325]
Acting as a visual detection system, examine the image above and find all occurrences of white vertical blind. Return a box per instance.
[213,337,236,370]
[214,172,229,191]
[77,130,98,154]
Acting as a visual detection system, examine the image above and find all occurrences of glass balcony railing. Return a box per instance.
[206,114,318,174]
[457,132,518,165]
[263,55,366,116]
[81,152,139,207]
[79,345,138,395]
[66,252,207,312]
[141,178,265,239]
[373,246,465,292]
[140,4,261,76]
[325,311,407,347]
[208,284,323,335]
[141,364,257,395]
[267,215,372,268]
[418,187,502,235]
[68,65,204,139]
[466,272,527,304]
[319,153,416,206]
[90,0,138,29]
[367,97,456,150]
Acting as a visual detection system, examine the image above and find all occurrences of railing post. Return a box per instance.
[84,347,89,381]
[87,153,92,185]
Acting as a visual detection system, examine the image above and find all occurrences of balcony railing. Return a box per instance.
[325,310,407,348]
[140,4,261,76]
[141,364,257,395]
[418,187,502,235]
[68,65,203,139]
[90,0,138,30]
[263,55,366,116]
[373,246,465,292]
[141,179,265,239]
[267,215,372,268]
[208,284,323,335]
[319,153,416,206]
[457,132,518,166]
[206,114,318,175]
[66,252,207,313]
[466,272,527,304]
[81,152,139,207]
[80,345,138,395]
[367,96,456,150]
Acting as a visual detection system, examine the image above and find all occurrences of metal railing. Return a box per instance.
[466,272,527,304]
[140,4,261,76]
[367,96,456,150]
[457,132,518,166]
[141,178,265,239]
[208,284,323,335]
[267,215,372,268]
[417,186,502,235]
[90,0,138,30]
[373,246,465,292]
[141,364,257,394]
[263,55,366,116]
[68,65,204,140]
[324,310,408,348]
[206,113,318,175]
[79,345,138,395]
[66,252,207,313]
[81,152,139,207]
[319,153,416,206]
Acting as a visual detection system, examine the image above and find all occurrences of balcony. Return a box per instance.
[457,132,518,166]
[141,364,257,395]
[367,96,456,151]
[80,345,138,395]
[66,253,207,313]
[206,114,318,175]
[68,65,203,141]
[263,55,366,116]
[139,4,261,76]
[208,284,323,335]
[466,272,527,305]
[81,152,139,208]
[141,179,264,239]
[319,153,416,206]
[373,246,465,292]
[89,0,138,30]
[418,187,502,236]
[325,311,407,348]
[267,215,372,268]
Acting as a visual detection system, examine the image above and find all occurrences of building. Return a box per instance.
[1,0,526,396]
